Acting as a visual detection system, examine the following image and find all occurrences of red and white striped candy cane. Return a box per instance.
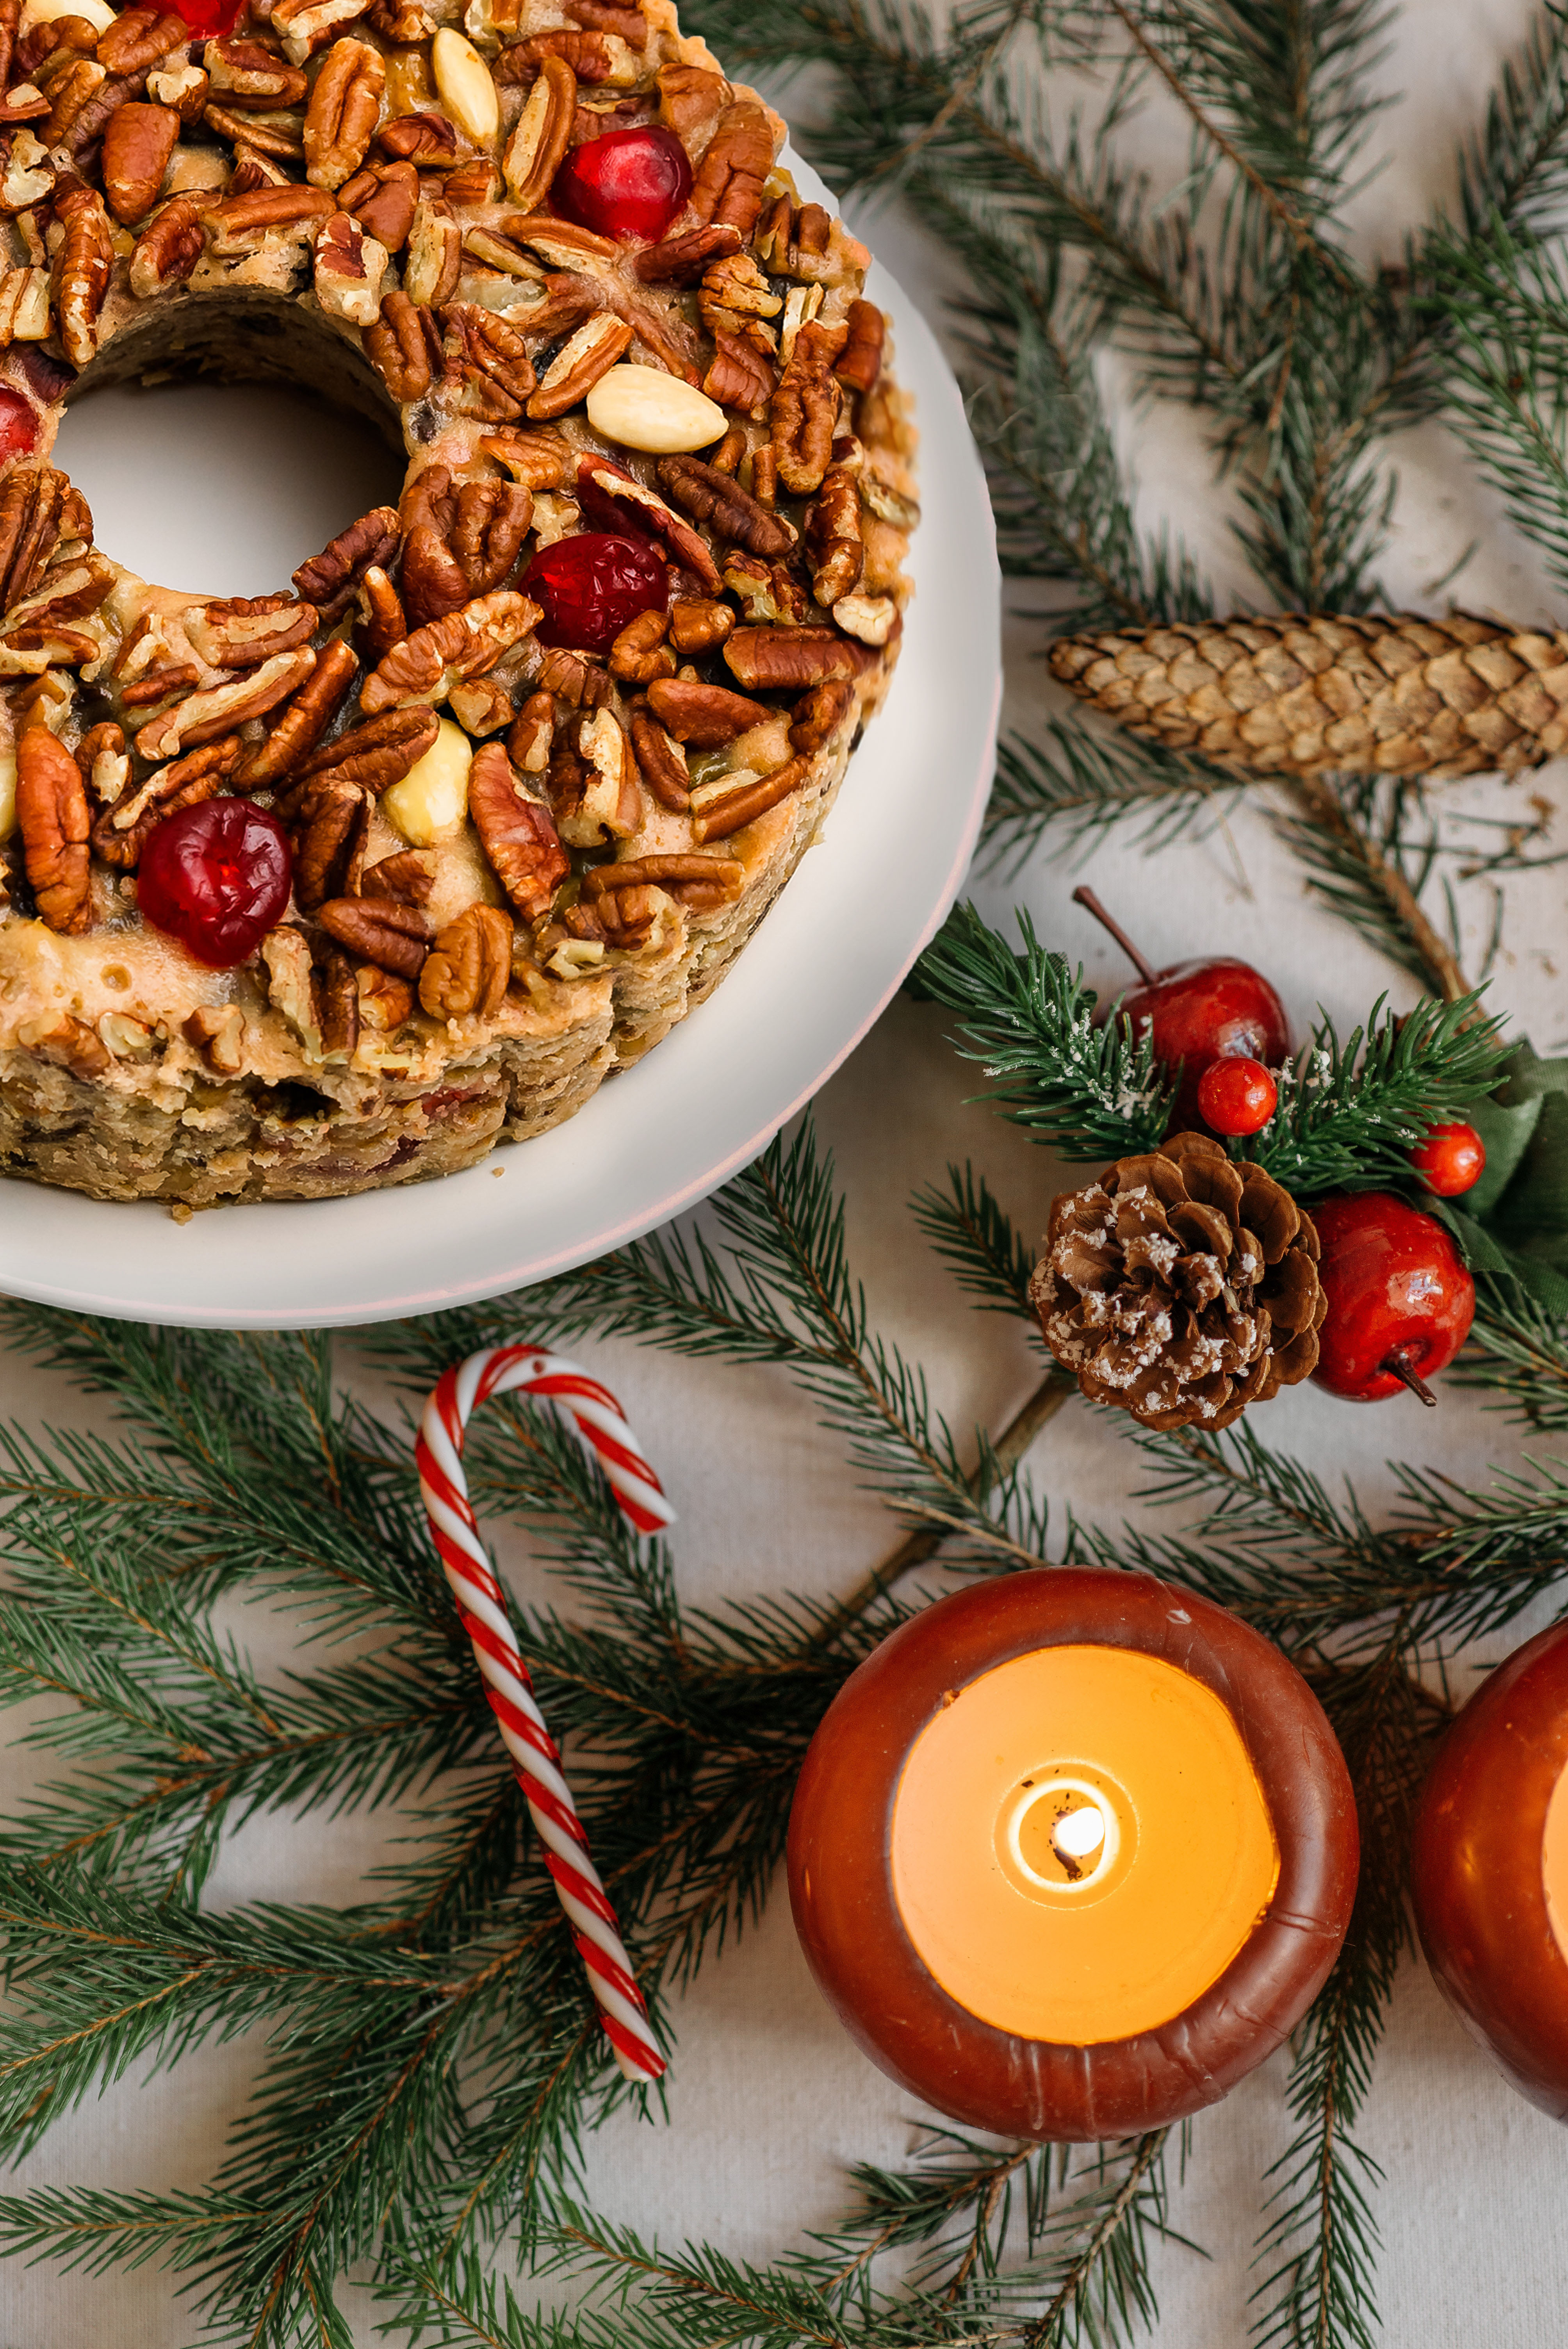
[416,1346,673,2083]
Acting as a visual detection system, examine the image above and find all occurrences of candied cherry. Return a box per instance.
[1411,1119,1486,1197]
[168,0,246,33]
[138,798,292,968]
[0,387,39,461]
[551,126,693,244]
[1197,1055,1278,1138]
[522,531,670,654]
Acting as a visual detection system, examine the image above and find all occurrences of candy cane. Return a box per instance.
[417,1346,672,2084]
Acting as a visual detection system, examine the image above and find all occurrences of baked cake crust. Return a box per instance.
[0,0,916,1203]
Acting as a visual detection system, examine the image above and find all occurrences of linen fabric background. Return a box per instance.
[4,0,1568,2335]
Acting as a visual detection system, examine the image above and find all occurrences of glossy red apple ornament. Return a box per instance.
[551,126,692,243]
[1310,1191,1475,1406]
[1073,887,1289,1132]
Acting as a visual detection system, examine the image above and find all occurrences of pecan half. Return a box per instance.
[16,724,88,931]
[688,99,773,235]
[295,704,438,793]
[363,288,440,400]
[399,523,467,627]
[235,638,359,786]
[184,1003,248,1074]
[185,593,317,670]
[317,893,431,978]
[609,606,674,684]
[291,775,367,906]
[468,737,567,916]
[441,300,536,417]
[505,688,552,774]
[645,676,769,745]
[804,465,862,607]
[272,0,374,64]
[318,945,358,1061]
[50,179,110,367]
[147,61,208,123]
[375,108,455,164]
[633,222,739,286]
[361,590,539,713]
[419,900,511,1019]
[204,37,308,109]
[338,156,416,250]
[91,736,239,869]
[576,454,720,591]
[699,249,780,337]
[788,675,854,755]
[655,61,726,143]
[492,28,610,84]
[668,596,733,655]
[77,719,128,803]
[135,648,317,760]
[262,925,323,1056]
[627,700,688,810]
[17,1010,108,1074]
[656,455,795,559]
[356,564,406,658]
[530,645,611,706]
[526,310,631,421]
[690,753,807,843]
[313,208,388,326]
[203,184,333,251]
[725,625,864,692]
[356,963,412,1029]
[480,427,572,488]
[581,851,743,902]
[0,264,47,344]
[292,503,399,626]
[202,100,304,159]
[304,35,381,191]
[501,51,572,211]
[753,193,833,281]
[836,298,884,395]
[832,592,897,645]
[445,157,499,209]
[552,706,640,846]
[96,8,185,74]
[362,846,433,903]
[564,0,645,46]
[703,328,775,414]
[402,198,460,305]
[0,467,91,613]
[101,100,178,223]
[129,191,203,296]
[499,209,617,267]
[400,476,530,624]
[770,320,842,497]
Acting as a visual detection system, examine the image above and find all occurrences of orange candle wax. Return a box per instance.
[788,1569,1358,2141]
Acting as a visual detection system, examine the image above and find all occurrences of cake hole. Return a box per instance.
[54,375,406,599]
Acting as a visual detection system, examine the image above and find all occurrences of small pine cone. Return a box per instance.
[1028,1134,1326,1432]
[1049,613,1568,779]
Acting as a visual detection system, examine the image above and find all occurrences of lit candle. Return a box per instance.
[788,1568,1358,2140]
[1412,1620,1568,2117]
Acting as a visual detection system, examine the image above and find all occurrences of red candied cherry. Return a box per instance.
[0,387,38,461]
[551,126,693,244]
[167,0,245,32]
[522,531,670,654]
[1197,1055,1277,1137]
[1311,1191,1475,1407]
[138,798,292,969]
[1411,1119,1486,1198]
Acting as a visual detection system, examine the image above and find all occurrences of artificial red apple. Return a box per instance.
[1310,1191,1474,1405]
[1073,887,1290,1131]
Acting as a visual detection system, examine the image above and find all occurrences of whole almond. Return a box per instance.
[586,364,727,455]
[431,27,498,147]
[101,100,179,224]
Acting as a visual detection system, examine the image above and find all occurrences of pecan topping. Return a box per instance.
[576,454,720,592]
[440,301,536,417]
[563,0,645,47]
[609,606,674,684]
[295,705,438,793]
[91,736,239,869]
[362,847,434,904]
[499,209,617,266]
[184,1003,248,1075]
[669,596,734,655]
[724,625,864,692]
[655,61,727,143]
[419,900,511,1020]
[627,700,688,810]
[338,157,416,250]
[235,638,359,786]
[581,851,743,904]
[770,320,843,497]
[202,101,305,159]
[0,266,48,344]
[135,648,317,760]
[16,724,89,931]
[788,676,855,755]
[375,108,454,164]
[689,754,807,843]
[688,99,773,235]
[291,775,367,907]
[753,194,833,281]
[804,465,863,608]
[204,184,334,250]
[479,427,572,488]
[77,719,128,802]
[356,964,413,1030]
[17,1010,108,1075]
[552,706,640,846]
[260,926,323,1056]
[633,221,740,286]
[836,298,884,396]
[501,51,573,211]
[97,9,187,77]
[399,473,533,624]
[445,157,499,209]
[399,525,467,627]
[0,468,92,617]
[272,0,375,64]
[523,310,629,421]
[101,100,178,223]
[656,455,796,559]
[292,504,399,626]
[313,207,388,325]
[129,191,203,296]
[304,35,381,191]
[703,328,775,414]
[492,28,611,84]
[50,178,110,367]
[185,593,317,670]
[317,894,431,979]
[204,38,308,109]
[363,288,440,401]
[402,198,460,306]
[833,591,897,646]
[356,563,406,658]
[146,61,208,123]
[645,677,770,745]
[361,590,540,713]
[505,688,553,775]
[467,738,567,917]
[699,249,780,336]
[318,945,358,1062]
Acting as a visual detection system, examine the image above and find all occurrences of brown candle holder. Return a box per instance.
[1413,1620,1568,2118]
[788,1568,1359,2141]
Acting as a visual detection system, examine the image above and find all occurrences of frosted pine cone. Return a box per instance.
[1029,1134,1326,1431]
[1049,613,1568,779]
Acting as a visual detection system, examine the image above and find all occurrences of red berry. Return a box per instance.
[1411,1119,1486,1197]
[522,531,669,653]
[167,0,245,32]
[1197,1055,1277,1137]
[1310,1191,1475,1404]
[138,798,292,968]
[0,387,39,461]
[551,126,693,243]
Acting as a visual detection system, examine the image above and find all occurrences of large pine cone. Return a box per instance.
[1049,613,1568,779]
[1029,1133,1326,1431]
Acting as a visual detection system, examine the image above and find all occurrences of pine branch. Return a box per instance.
[1268,773,1474,1005]
[982,722,1240,870]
